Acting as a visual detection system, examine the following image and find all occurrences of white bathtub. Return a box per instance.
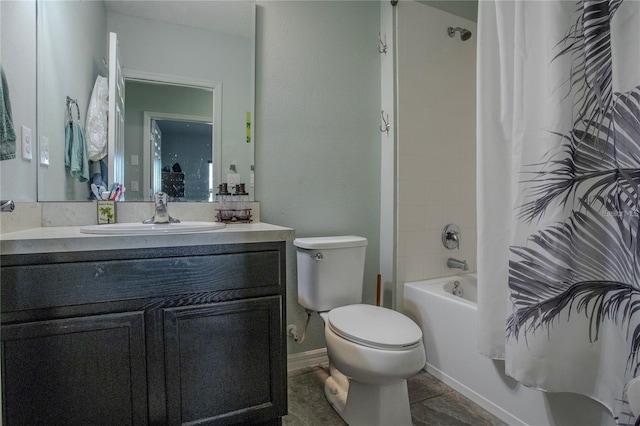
[403,274,614,426]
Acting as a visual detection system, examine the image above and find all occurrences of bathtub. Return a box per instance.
[403,274,614,426]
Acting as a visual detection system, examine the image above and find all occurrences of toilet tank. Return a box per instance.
[294,236,368,312]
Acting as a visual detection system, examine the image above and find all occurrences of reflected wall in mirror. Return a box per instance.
[37,0,255,202]
[123,77,218,201]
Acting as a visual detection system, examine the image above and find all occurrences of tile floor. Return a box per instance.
[283,364,508,426]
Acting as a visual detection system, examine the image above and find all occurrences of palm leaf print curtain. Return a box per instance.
[477,0,639,423]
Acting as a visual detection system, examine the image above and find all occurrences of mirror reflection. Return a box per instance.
[153,119,213,201]
[124,79,215,201]
[36,0,255,202]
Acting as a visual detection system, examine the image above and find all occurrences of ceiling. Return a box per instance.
[104,1,477,38]
[103,0,254,38]
[417,0,478,22]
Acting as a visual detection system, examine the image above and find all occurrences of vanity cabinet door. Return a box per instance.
[163,296,286,425]
[1,312,147,426]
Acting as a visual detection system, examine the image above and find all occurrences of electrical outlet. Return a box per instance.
[131,180,139,192]
[39,136,50,166]
[21,126,33,161]
[131,155,139,166]
[227,173,241,185]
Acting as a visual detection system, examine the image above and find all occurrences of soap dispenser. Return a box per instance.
[215,183,233,222]
[234,183,251,221]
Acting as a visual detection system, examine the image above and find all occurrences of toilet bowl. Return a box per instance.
[293,236,426,425]
[320,305,425,426]
[324,304,425,384]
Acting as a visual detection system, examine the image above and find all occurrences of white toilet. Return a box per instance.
[294,235,426,426]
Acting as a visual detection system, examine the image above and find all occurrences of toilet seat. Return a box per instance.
[327,304,422,351]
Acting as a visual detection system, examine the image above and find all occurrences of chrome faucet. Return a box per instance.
[1,200,15,212]
[143,192,180,224]
[446,231,460,248]
[442,224,461,250]
[447,257,469,271]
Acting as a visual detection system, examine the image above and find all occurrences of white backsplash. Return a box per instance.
[0,202,260,234]
[0,203,42,234]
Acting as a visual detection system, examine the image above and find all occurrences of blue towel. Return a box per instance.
[65,118,89,182]
[0,65,16,161]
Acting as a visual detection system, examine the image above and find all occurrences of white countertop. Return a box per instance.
[0,222,295,255]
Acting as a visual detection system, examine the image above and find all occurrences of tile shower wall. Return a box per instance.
[396,1,477,287]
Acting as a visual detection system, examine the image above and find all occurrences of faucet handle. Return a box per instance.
[155,191,168,205]
[442,224,461,250]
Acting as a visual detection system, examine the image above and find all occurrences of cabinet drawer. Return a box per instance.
[2,245,283,313]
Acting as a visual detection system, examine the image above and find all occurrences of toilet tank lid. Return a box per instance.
[294,236,368,249]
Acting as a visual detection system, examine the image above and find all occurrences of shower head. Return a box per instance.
[447,27,472,41]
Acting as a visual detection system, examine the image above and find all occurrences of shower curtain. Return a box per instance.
[477,0,639,423]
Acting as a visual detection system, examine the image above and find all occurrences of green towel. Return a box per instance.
[65,118,89,182]
[0,65,16,161]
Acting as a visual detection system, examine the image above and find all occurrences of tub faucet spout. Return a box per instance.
[143,192,180,224]
[447,257,468,271]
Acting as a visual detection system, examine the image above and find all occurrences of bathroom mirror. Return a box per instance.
[36,0,255,202]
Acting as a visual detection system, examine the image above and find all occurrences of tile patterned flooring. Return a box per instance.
[283,364,508,426]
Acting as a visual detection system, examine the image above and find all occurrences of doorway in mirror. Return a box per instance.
[151,118,213,201]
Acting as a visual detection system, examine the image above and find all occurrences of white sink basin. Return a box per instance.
[80,221,226,235]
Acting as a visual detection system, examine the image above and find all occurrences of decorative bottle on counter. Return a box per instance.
[233,184,251,222]
[215,183,234,222]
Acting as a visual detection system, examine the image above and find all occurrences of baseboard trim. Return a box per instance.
[424,364,526,426]
[287,348,329,372]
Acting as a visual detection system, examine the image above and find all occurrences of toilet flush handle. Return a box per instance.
[312,252,323,261]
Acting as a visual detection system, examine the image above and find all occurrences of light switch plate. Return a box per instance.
[131,155,139,166]
[39,136,50,166]
[21,126,33,161]
[131,180,139,192]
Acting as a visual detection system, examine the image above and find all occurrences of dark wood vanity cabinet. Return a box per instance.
[2,311,148,425]
[1,242,287,426]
